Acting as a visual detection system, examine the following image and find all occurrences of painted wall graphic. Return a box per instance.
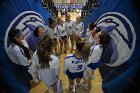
[82,0,140,93]
[0,0,50,93]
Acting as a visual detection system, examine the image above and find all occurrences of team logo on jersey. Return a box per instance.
[4,11,48,64]
[96,12,136,67]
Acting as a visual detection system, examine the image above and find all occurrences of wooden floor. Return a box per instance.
[29,12,103,93]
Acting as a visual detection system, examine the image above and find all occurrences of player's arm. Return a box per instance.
[28,52,40,82]
[63,23,68,36]
[72,21,76,33]
[56,26,61,39]
[64,58,69,74]
[86,46,102,65]
[54,57,60,78]
[81,22,84,35]
[13,46,30,66]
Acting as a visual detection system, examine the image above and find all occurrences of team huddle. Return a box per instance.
[7,14,111,93]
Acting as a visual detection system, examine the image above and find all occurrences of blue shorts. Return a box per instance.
[61,35,67,41]
[87,62,100,70]
[66,70,84,79]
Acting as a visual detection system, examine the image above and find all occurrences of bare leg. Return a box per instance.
[51,82,57,93]
[75,78,82,92]
[90,70,95,80]
[76,78,81,85]
[82,68,91,90]
[64,37,68,53]
[68,77,74,93]
[59,39,63,54]
[70,35,74,53]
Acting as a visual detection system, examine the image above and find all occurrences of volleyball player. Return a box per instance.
[64,14,75,52]
[56,17,68,54]
[28,35,60,93]
[64,38,90,93]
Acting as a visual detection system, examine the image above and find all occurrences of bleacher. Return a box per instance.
[42,0,58,19]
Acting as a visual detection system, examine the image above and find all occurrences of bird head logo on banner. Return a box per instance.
[96,12,136,67]
[82,0,140,92]
[0,0,50,92]
[4,11,49,65]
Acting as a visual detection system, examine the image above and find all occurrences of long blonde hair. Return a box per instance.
[37,35,53,69]
[56,17,62,25]
[76,38,90,61]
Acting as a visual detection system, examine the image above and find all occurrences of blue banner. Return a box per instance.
[83,0,140,93]
[0,0,50,92]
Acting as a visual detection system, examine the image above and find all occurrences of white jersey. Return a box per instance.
[86,29,95,46]
[56,23,67,39]
[86,44,103,66]
[85,29,91,39]
[7,40,31,66]
[84,29,95,46]
[49,28,57,39]
[28,51,60,86]
[88,36,95,46]
[64,54,85,73]
[74,22,84,37]
[64,20,75,35]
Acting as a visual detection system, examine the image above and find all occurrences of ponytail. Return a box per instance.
[81,42,90,61]
[76,38,90,61]
[37,35,53,69]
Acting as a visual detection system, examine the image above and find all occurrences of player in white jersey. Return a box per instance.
[7,29,32,87]
[56,17,68,54]
[48,18,58,52]
[64,14,75,52]
[82,23,97,82]
[85,23,96,44]
[28,35,61,93]
[83,31,111,90]
[64,38,90,93]
[74,16,84,38]
[85,24,102,82]
[7,29,32,66]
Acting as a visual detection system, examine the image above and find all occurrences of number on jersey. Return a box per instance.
[77,65,82,70]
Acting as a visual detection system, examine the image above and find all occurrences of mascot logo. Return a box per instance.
[4,11,49,65]
[96,12,136,67]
